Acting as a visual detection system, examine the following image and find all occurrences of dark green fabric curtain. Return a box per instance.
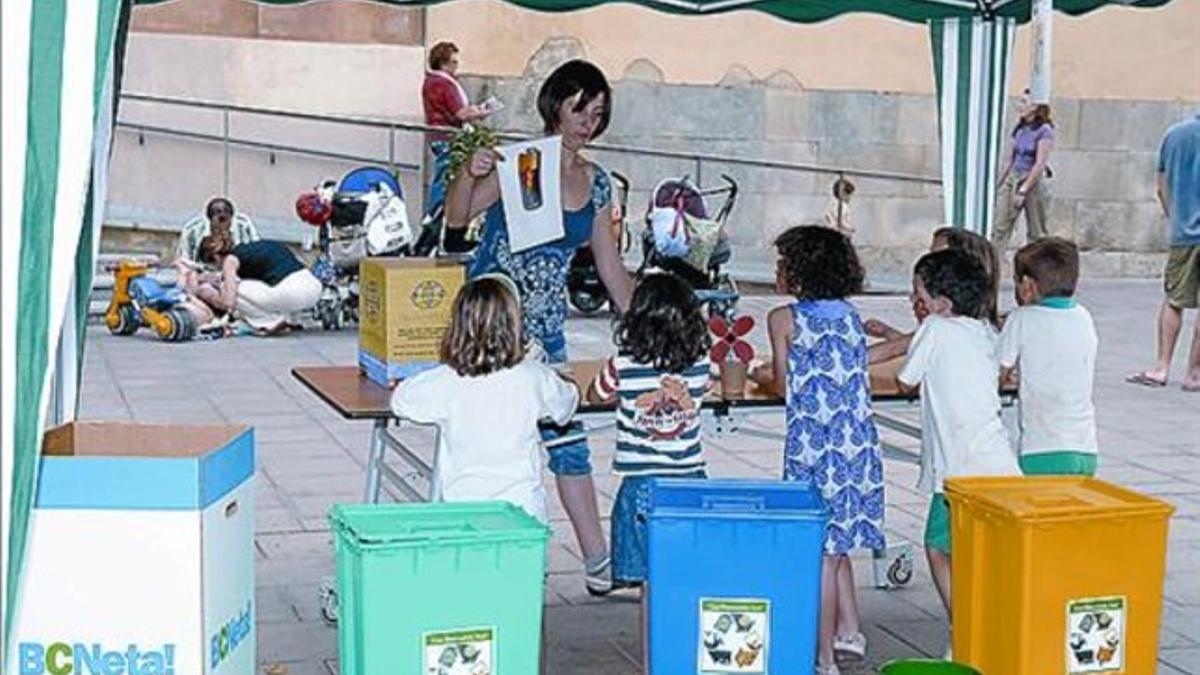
[132,0,1172,24]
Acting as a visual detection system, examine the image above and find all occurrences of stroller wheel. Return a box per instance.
[320,303,342,331]
[569,288,608,315]
[111,304,140,336]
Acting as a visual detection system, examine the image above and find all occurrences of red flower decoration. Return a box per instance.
[709,315,755,364]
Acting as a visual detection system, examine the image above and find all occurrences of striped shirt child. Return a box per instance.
[591,355,711,476]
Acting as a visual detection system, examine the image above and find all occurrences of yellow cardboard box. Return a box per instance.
[358,258,465,385]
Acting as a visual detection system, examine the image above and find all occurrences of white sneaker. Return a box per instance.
[833,632,867,660]
[943,645,954,660]
[584,556,613,596]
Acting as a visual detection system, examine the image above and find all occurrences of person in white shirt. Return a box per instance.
[390,276,579,524]
[999,237,1099,476]
[898,248,1020,645]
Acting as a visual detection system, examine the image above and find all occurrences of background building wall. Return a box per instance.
[107,0,1200,279]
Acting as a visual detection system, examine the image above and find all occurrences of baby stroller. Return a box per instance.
[638,174,739,317]
[297,166,413,330]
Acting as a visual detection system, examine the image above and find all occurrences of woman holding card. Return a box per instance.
[445,59,634,594]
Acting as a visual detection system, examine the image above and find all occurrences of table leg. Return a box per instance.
[364,418,386,503]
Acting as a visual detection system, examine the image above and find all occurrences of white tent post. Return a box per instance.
[1030,0,1053,102]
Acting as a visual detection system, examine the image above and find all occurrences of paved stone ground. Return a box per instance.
[79,279,1200,674]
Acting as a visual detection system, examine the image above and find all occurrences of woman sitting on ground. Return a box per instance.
[198,234,323,335]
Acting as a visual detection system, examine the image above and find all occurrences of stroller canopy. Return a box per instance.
[338,166,403,197]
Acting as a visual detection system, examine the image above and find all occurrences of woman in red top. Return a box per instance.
[421,42,496,251]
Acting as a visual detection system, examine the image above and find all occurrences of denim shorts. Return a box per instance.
[540,340,591,476]
[540,422,591,476]
[612,472,706,583]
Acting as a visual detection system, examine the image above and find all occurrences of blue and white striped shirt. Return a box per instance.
[592,355,711,476]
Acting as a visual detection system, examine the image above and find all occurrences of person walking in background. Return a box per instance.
[1127,111,1200,391]
[993,90,1056,250]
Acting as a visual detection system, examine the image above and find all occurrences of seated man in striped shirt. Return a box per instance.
[588,274,713,588]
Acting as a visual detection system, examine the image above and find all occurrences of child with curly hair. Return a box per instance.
[751,225,884,673]
[588,273,712,586]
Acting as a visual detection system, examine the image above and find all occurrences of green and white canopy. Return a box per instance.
[1,0,1171,659]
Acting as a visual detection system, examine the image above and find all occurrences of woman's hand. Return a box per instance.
[467,148,503,179]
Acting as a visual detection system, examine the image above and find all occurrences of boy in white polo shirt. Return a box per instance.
[898,248,1020,640]
[999,237,1099,476]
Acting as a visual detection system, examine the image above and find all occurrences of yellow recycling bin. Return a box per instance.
[945,477,1173,675]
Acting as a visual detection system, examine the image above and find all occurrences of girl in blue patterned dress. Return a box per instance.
[751,225,885,674]
[444,60,635,594]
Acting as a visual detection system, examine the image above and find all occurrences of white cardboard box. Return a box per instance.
[9,422,256,675]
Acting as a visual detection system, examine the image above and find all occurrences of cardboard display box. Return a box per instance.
[9,422,256,675]
[359,257,465,386]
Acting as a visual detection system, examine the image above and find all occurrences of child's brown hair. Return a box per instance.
[440,276,525,377]
[932,226,1000,327]
[1014,236,1079,298]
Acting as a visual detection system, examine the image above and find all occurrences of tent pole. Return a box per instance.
[1030,0,1053,102]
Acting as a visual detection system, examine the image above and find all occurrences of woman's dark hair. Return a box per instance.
[613,274,710,374]
[440,277,525,377]
[205,197,235,220]
[537,60,612,138]
[774,225,864,300]
[914,249,989,321]
[428,42,458,71]
[931,226,1000,326]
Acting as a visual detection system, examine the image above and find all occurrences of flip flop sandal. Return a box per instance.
[1125,372,1167,388]
[1181,383,1200,393]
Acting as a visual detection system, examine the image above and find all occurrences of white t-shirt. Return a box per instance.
[898,315,1019,493]
[390,360,579,523]
[998,302,1098,456]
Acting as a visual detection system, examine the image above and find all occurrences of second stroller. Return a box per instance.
[638,174,740,318]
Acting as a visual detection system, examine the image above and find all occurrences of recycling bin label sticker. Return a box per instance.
[1066,596,1125,673]
[423,626,494,675]
[698,598,769,673]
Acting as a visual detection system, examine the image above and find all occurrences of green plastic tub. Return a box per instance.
[880,660,982,675]
[331,501,550,675]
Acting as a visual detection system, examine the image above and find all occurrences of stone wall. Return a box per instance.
[464,55,1196,281]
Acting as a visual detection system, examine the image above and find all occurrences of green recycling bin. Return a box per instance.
[331,501,550,675]
[880,659,982,675]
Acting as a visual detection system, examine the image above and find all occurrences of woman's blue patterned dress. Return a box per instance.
[784,299,886,555]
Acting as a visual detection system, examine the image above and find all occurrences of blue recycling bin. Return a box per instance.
[646,478,828,673]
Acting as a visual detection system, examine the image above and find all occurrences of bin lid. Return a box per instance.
[944,477,1175,523]
[646,478,828,521]
[329,501,549,550]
